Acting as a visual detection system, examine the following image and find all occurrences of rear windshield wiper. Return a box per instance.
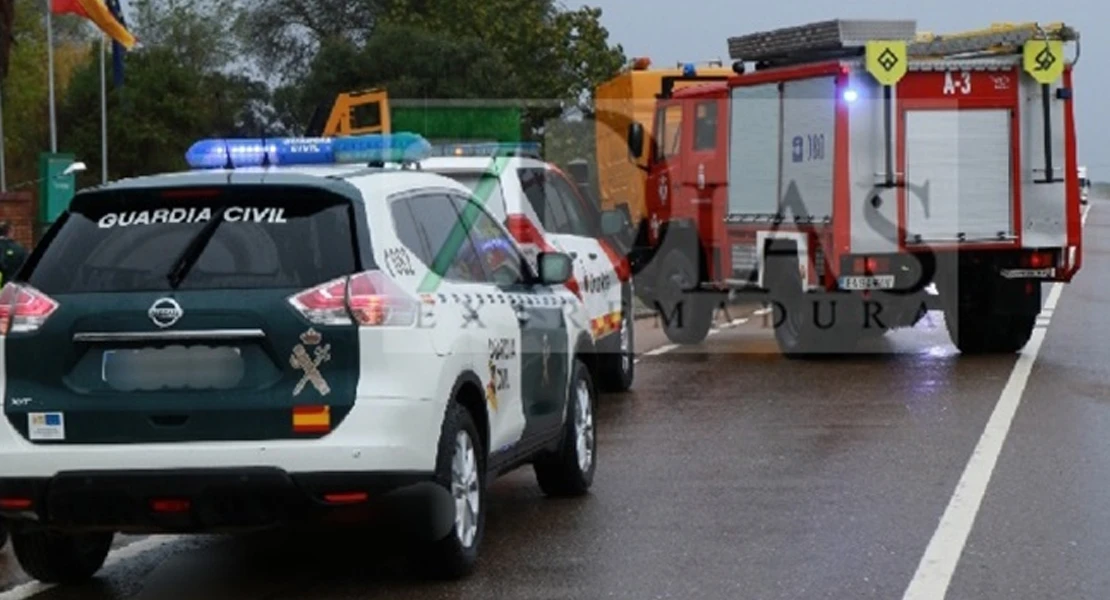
[165,206,229,289]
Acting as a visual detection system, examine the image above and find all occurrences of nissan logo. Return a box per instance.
[148,298,184,329]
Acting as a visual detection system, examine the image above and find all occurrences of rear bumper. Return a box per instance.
[0,394,446,477]
[0,467,453,538]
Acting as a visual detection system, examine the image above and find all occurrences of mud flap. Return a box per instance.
[991,277,1043,316]
[378,482,456,542]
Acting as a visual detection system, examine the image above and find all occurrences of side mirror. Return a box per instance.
[537,252,574,286]
[627,122,644,160]
[600,207,631,237]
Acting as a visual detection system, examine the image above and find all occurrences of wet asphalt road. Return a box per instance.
[1,200,1107,600]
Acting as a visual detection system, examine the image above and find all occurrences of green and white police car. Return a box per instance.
[421,147,636,393]
[0,134,599,583]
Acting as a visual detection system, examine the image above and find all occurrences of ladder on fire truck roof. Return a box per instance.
[727,19,1079,67]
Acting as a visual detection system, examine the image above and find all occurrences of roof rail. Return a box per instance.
[908,22,1078,58]
[728,19,917,63]
[728,19,1078,68]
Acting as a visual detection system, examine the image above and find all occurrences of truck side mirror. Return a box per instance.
[600,204,634,250]
[627,122,644,160]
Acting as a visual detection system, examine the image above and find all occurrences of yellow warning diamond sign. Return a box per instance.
[866,40,907,86]
[1023,40,1064,84]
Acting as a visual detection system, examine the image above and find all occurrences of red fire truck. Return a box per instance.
[622,20,1083,356]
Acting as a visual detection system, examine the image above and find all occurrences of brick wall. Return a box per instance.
[0,192,36,249]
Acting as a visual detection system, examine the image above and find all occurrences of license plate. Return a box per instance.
[1000,268,1054,279]
[102,346,244,391]
[838,275,896,290]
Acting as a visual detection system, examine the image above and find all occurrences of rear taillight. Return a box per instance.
[851,256,889,274]
[599,240,631,282]
[506,214,582,298]
[288,271,418,327]
[1023,251,1053,269]
[0,283,59,335]
[0,497,32,510]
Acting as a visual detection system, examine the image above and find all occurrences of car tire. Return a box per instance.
[0,521,7,550]
[11,530,113,584]
[534,358,597,497]
[420,400,486,580]
[596,283,635,393]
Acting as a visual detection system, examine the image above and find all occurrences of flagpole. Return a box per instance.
[45,0,56,152]
[100,35,107,183]
[0,86,7,191]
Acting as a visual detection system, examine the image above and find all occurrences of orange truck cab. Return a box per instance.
[625,20,1083,356]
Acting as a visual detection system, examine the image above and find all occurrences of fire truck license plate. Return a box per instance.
[838,275,896,290]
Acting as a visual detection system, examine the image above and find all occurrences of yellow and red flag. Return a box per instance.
[292,405,331,434]
[50,0,136,50]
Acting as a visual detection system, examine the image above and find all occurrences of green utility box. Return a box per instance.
[38,152,78,228]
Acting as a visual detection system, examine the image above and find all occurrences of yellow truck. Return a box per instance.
[590,57,734,229]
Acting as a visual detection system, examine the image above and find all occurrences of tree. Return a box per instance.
[2,0,91,189]
[237,0,388,85]
[56,0,269,186]
[265,0,625,144]
[377,1,625,108]
[273,22,520,134]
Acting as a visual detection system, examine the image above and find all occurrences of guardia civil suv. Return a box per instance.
[0,134,599,583]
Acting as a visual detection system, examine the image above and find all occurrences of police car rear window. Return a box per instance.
[23,187,359,294]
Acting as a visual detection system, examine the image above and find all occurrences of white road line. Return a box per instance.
[642,344,677,358]
[633,314,753,364]
[902,204,1091,600]
[0,535,184,600]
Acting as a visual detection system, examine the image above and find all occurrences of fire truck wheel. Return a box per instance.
[766,255,856,357]
[943,303,1036,354]
[940,272,1037,354]
[654,250,713,345]
[596,284,635,392]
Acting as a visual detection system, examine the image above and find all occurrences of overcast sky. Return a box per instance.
[571,1,1105,179]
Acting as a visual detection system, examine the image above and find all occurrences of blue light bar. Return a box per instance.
[428,142,541,157]
[186,138,273,169]
[682,62,697,77]
[184,133,431,169]
[332,133,432,164]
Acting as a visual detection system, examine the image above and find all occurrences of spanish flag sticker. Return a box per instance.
[293,405,330,434]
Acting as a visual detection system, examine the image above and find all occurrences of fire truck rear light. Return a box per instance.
[1024,251,1053,268]
[866,257,889,272]
[851,257,888,274]
[0,283,59,335]
[0,497,32,510]
[288,271,417,327]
